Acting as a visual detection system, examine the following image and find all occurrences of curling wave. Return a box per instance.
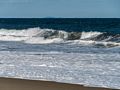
[0,28,120,47]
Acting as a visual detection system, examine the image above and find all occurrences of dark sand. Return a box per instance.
[0,78,117,90]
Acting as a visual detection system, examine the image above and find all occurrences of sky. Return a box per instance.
[0,0,120,18]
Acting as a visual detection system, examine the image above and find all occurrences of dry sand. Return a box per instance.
[0,77,116,90]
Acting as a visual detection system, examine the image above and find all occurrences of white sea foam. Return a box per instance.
[0,28,119,46]
[80,31,102,39]
[0,50,120,89]
[0,28,67,44]
[24,37,63,44]
[71,40,120,47]
[0,35,29,41]
[0,28,101,41]
[0,28,40,37]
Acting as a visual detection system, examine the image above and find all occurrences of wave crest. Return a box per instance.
[0,28,120,47]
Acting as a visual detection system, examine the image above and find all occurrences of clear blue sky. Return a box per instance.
[0,0,120,18]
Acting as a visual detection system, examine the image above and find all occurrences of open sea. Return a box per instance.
[0,18,120,89]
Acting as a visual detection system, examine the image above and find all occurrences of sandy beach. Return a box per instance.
[0,77,116,90]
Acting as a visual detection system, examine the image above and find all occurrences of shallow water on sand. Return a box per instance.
[0,41,120,89]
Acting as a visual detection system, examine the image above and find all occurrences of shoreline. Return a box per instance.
[0,77,116,90]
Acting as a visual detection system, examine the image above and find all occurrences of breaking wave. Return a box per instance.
[0,27,120,47]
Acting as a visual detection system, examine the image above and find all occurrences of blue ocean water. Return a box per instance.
[0,18,120,33]
[0,18,120,89]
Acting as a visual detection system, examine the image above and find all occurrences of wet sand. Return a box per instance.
[0,77,117,90]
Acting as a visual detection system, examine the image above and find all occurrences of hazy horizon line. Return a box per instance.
[0,17,120,19]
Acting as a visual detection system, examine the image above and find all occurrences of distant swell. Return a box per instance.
[0,28,120,47]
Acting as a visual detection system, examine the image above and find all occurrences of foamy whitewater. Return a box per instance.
[0,18,120,89]
[0,28,120,46]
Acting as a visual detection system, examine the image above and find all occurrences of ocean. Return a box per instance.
[0,18,120,89]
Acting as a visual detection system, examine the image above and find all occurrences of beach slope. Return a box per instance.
[0,78,115,90]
